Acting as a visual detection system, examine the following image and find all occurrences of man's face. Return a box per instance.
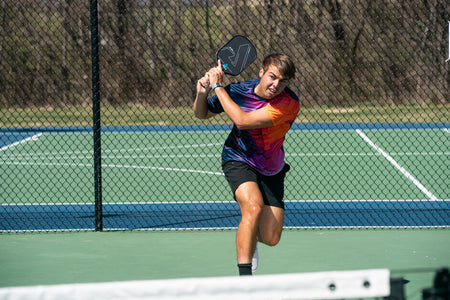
[255,65,289,99]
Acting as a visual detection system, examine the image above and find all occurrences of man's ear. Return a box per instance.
[259,67,265,78]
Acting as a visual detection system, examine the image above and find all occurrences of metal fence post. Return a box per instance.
[90,0,102,231]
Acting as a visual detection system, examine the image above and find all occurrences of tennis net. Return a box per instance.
[0,269,391,300]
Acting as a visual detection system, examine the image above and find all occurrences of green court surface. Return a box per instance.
[2,128,448,205]
[1,229,449,300]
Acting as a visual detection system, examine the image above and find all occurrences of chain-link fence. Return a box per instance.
[1,0,449,232]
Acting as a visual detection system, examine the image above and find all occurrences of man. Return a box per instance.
[193,53,299,276]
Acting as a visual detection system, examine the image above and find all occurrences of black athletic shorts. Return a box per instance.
[221,160,290,209]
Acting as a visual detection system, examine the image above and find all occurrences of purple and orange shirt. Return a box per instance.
[207,79,299,176]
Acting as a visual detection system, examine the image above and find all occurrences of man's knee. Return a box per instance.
[241,202,264,223]
[260,230,282,246]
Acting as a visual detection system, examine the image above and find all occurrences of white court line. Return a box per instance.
[286,152,449,157]
[102,163,223,176]
[356,129,438,201]
[2,142,223,158]
[2,161,223,176]
[3,199,448,206]
[100,143,223,154]
[0,133,42,152]
[2,161,92,168]
[7,151,448,160]
[2,154,220,160]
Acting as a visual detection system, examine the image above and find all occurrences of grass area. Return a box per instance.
[0,102,448,128]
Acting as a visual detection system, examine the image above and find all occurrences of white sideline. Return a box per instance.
[0,133,42,152]
[356,130,438,201]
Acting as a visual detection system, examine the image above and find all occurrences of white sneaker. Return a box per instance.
[252,244,259,272]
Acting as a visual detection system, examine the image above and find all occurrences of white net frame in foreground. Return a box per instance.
[0,269,390,300]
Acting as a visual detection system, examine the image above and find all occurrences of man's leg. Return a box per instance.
[235,181,264,275]
[234,182,285,275]
[250,205,284,272]
[257,205,284,246]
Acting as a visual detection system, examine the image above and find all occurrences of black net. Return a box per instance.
[0,0,448,231]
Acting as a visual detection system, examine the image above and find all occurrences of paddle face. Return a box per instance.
[216,36,257,76]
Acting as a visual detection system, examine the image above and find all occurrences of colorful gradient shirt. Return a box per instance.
[207,79,300,176]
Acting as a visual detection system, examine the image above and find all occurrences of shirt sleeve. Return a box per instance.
[207,95,223,114]
[265,95,300,126]
[207,84,233,114]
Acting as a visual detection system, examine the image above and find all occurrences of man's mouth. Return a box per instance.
[268,87,277,94]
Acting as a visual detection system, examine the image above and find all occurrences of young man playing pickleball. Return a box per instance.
[193,54,299,276]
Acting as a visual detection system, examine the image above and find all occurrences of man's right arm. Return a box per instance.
[193,76,216,119]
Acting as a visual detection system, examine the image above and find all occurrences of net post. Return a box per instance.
[90,0,102,231]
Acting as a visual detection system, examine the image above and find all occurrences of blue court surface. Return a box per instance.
[1,200,449,231]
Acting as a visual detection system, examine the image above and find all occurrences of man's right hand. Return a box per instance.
[197,74,211,94]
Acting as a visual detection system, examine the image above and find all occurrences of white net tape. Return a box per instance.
[0,269,390,300]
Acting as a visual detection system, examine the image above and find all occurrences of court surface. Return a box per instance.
[0,124,449,300]
[0,229,449,300]
[1,124,449,230]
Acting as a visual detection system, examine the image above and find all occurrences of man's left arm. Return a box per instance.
[208,60,273,130]
[213,87,273,130]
